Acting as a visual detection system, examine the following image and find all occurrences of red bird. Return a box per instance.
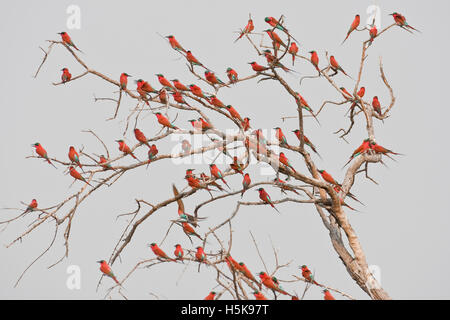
[273,177,300,196]
[185,175,212,191]
[249,62,268,72]
[182,222,203,241]
[318,169,341,187]
[188,84,208,100]
[257,188,280,213]
[171,79,189,91]
[172,91,191,107]
[97,260,120,285]
[300,265,318,285]
[235,18,254,43]
[119,73,131,90]
[279,152,296,173]
[174,244,184,261]
[204,291,216,300]
[69,166,92,187]
[158,89,168,104]
[209,95,226,108]
[323,289,336,300]
[292,130,321,158]
[242,117,251,131]
[342,14,360,44]
[274,127,289,147]
[98,155,114,171]
[205,70,226,86]
[186,50,205,68]
[136,79,154,105]
[370,142,402,156]
[209,164,230,189]
[58,31,82,52]
[390,12,420,33]
[330,55,350,77]
[24,199,38,214]
[372,96,382,116]
[340,87,353,100]
[61,68,71,83]
[32,142,57,168]
[343,139,371,168]
[68,146,82,169]
[147,144,159,167]
[156,74,175,90]
[134,128,151,148]
[116,140,138,160]
[350,87,365,109]
[149,243,175,261]
[225,105,243,123]
[253,290,268,300]
[241,173,251,198]
[198,117,213,131]
[259,272,288,295]
[226,67,238,83]
[238,262,258,284]
[155,112,178,130]
[288,42,299,65]
[309,50,320,74]
[263,29,286,48]
[230,156,244,175]
[369,25,378,43]
[195,246,206,262]
[264,16,288,32]
[165,35,186,52]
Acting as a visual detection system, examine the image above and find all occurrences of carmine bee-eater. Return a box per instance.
[156,74,175,90]
[226,67,238,83]
[119,73,131,90]
[150,243,175,261]
[158,88,168,104]
[182,221,203,241]
[136,79,154,105]
[372,96,382,116]
[342,139,371,168]
[68,146,82,169]
[188,84,208,100]
[209,164,230,189]
[241,173,251,198]
[235,18,254,43]
[225,255,241,271]
[174,244,184,261]
[292,130,321,158]
[263,50,293,72]
[155,112,178,130]
[99,155,114,171]
[186,50,205,68]
[340,87,353,100]
[134,128,151,148]
[61,68,71,83]
[198,117,213,131]
[171,79,189,91]
[273,177,300,195]
[205,70,226,86]
[32,143,57,168]
[188,119,202,132]
[200,173,224,192]
[238,262,259,284]
[24,199,38,214]
[330,55,350,77]
[248,61,269,73]
[195,246,206,262]
[274,127,289,147]
[318,169,341,187]
[230,156,244,175]
[172,184,206,227]
[300,265,319,285]
[257,188,280,213]
[259,272,288,295]
[225,105,243,123]
[350,86,365,110]
[243,117,251,131]
[204,292,216,300]
[309,50,320,75]
[116,140,139,160]
[370,142,403,156]
[97,260,120,285]
[279,152,297,173]
[369,25,378,43]
[295,92,320,124]
[264,29,286,48]
[58,32,82,52]
[209,95,226,108]
[147,144,158,168]
[185,175,212,191]
[288,42,299,65]
[341,14,360,45]
[253,290,268,300]
[69,166,92,187]
[166,35,186,52]
[181,139,191,154]
[172,91,192,107]
[323,289,336,300]
[264,16,287,32]
[390,12,420,33]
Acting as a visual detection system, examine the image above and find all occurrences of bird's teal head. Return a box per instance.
[317,170,324,173]
[166,35,174,39]
[32,142,40,146]
[264,17,270,22]
[225,105,231,109]
[123,73,131,77]
[150,243,156,247]
[96,260,105,264]
[174,244,181,247]
[300,265,307,269]
[259,272,266,276]
[171,79,179,82]
[179,214,188,221]
[226,67,233,72]
[156,74,164,77]
[239,262,245,266]
[58,32,66,35]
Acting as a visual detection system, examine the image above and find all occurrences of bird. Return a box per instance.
[225,105,243,123]
[68,146,83,170]
[97,260,120,285]
[341,14,360,45]
[172,91,192,107]
[204,291,216,300]
[134,128,151,148]
[372,96,382,116]
[323,289,336,300]
[235,18,254,43]
[195,246,206,262]
[182,221,203,241]
[369,25,378,43]
[23,199,38,214]
[155,112,178,130]
[292,130,321,158]
[257,188,280,213]
[288,42,299,65]
[61,68,71,83]
[174,244,184,261]
[186,50,205,68]
[318,169,341,187]
[119,73,131,90]
[279,152,297,174]
[264,16,287,32]
[205,70,227,86]
[98,155,114,171]
[32,142,57,168]
[116,140,139,160]
[300,265,319,285]
[309,50,321,75]
[248,62,269,73]
[390,12,420,33]
[330,55,351,77]
[156,74,176,90]
[253,290,268,300]
[263,29,286,48]
[241,173,251,198]
[259,272,288,295]
[226,67,238,83]
[274,127,289,147]
[149,243,175,261]
[58,31,83,52]
[147,144,159,168]
[166,35,186,52]
[209,95,226,109]
[69,166,92,187]
[230,156,244,175]
[209,164,230,189]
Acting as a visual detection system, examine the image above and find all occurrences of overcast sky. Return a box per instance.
[1,0,449,300]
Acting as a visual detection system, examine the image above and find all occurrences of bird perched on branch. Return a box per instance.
[234,18,254,43]
[341,15,360,45]
[97,260,120,285]
[257,188,280,213]
[390,12,420,33]
[166,35,186,53]
[32,142,57,168]
[58,31,83,52]
[61,68,71,83]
